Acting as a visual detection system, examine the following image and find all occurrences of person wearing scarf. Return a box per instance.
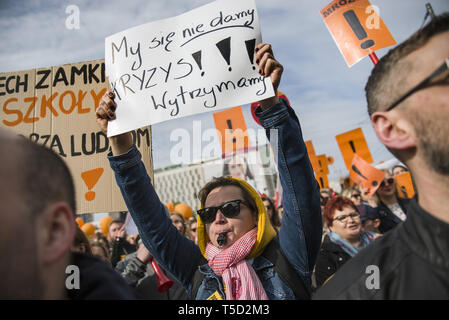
[314,196,380,289]
[98,43,322,300]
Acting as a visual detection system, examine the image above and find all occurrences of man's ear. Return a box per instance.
[371,111,417,151]
[39,202,76,264]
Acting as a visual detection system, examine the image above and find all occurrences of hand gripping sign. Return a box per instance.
[105,0,275,137]
[320,0,396,67]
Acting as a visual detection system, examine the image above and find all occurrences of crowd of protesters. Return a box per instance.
[1,13,448,300]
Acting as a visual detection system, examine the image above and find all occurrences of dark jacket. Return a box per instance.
[115,251,189,300]
[67,252,137,299]
[110,237,137,267]
[376,197,410,233]
[314,234,351,289]
[313,198,449,299]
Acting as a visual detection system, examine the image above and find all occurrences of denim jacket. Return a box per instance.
[108,98,322,299]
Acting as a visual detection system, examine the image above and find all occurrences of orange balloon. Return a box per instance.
[81,223,96,237]
[75,217,84,228]
[174,203,193,219]
[99,216,114,236]
[165,203,174,213]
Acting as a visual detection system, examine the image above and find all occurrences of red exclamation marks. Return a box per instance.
[245,38,256,70]
[216,37,232,71]
[81,168,104,201]
[343,10,375,49]
[192,50,205,76]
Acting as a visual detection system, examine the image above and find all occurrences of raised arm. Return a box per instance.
[254,43,322,291]
[95,92,203,294]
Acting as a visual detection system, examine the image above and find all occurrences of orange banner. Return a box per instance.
[213,106,250,157]
[395,172,415,199]
[336,128,373,170]
[349,153,384,196]
[321,0,396,67]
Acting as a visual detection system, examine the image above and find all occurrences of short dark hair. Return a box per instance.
[198,176,257,215]
[18,137,76,217]
[365,13,449,116]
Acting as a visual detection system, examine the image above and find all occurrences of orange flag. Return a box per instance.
[395,172,415,199]
[349,154,384,196]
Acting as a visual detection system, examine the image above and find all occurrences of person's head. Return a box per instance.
[376,171,397,200]
[189,221,197,242]
[392,165,408,176]
[366,14,449,177]
[320,190,331,208]
[324,196,362,242]
[196,176,276,255]
[72,225,92,254]
[262,196,281,229]
[90,241,111,264]
[359,206,381,234]
[0,130,76,299]
[170,213,186,235]
[107,219,124,242]
[222,156,254,181]
[349,189,362,206]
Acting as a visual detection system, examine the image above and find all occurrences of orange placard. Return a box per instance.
[321,0,396,67]
[305,140,320,173]
[349,153,384,196]
[213,106,250,157]
[316,154,330,176]
[316,174,330,189]
[395,172,415,199]
[336,128,373,170]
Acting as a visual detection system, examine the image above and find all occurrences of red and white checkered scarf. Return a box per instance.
[206,228,269,300]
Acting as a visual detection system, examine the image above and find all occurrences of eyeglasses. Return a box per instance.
[380,178,395,187]
[197,200,247,224]
[351,194,361,199]
[333,212,360,223]
[386,58,449,112]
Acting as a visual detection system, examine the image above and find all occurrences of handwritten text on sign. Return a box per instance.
[105,0,274,137]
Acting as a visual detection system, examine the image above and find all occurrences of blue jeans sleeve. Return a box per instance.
[255,98,322,291]
[107,146,202,295]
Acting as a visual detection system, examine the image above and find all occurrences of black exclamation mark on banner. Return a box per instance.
[216,37,232,71]
[245,38,256,70]
[343,10,375,49]
[349,140,356,153]
[226,119,237,145]
[352,165,368,181]
[192,51,205,76]
[319,177,325,189]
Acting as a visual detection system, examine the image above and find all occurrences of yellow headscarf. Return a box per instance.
[196,177,277,259]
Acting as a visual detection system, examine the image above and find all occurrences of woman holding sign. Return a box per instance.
[96,43,322,300]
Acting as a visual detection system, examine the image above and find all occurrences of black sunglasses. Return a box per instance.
[197,200,246,224]
[380,178,395,187]
[386,58,449,111]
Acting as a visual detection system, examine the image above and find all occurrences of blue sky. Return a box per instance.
[1,0,448,185]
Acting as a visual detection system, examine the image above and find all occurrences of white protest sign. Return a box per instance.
[105,0,274,137]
